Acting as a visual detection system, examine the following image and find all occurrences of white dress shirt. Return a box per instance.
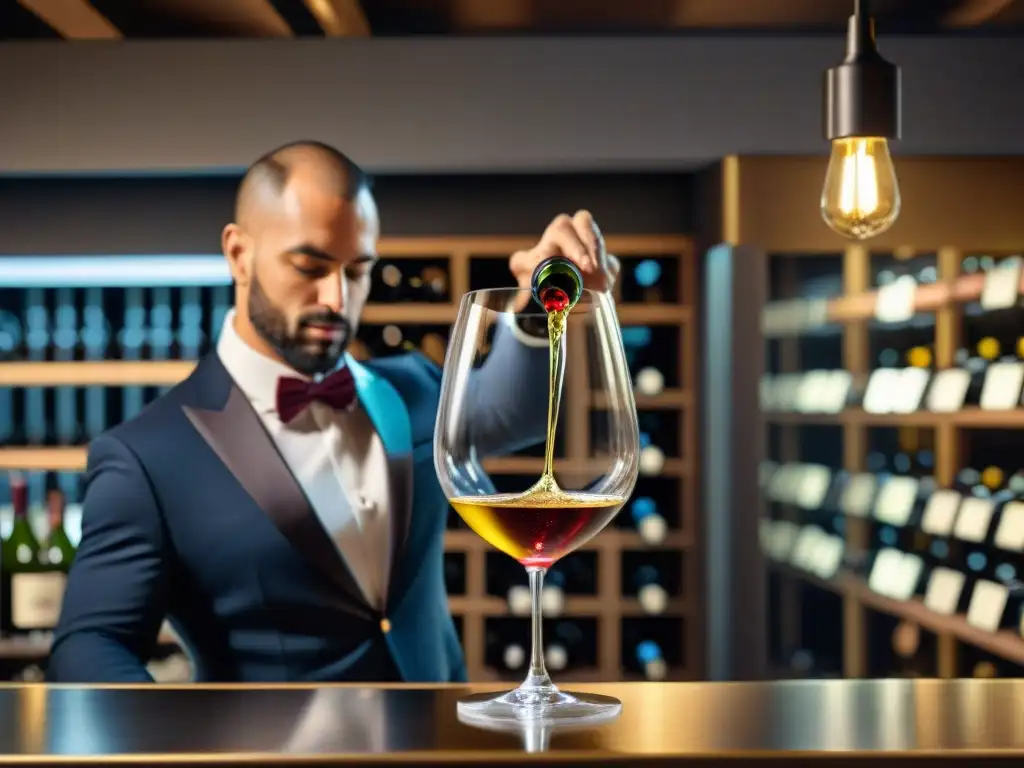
[217,311,392,611]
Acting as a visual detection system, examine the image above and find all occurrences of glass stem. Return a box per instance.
[522,566,554,694]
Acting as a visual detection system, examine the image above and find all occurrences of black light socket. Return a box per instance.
[824,6,901,141]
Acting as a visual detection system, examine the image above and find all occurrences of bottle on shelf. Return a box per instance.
[1,472,43,636]
[540,570,566,617]
[408,265,449,302]
[633,639,667,681]
[506,584,532,616]
[502,642,526,671]
[544,621,585,673]
[638,432,666,477]
[632,564,669,615]
[630,496,667,544]
[634,366,665,397]
[959,337,1001,407]
[38,485,76,572]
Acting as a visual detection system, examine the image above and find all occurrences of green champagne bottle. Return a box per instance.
[1,471,42,635]
[40,488,76,573]
[531,256,584,313]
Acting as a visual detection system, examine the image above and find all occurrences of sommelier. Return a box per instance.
[48,140,619,684]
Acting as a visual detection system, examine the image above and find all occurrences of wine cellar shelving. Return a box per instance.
[742,156,1024,681]
[0,234,698,683]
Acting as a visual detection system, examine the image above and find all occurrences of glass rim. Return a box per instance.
[460,286,604,299]
[458,286,611,318]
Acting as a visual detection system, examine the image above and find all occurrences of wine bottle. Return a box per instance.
[992,471,1024,555]
[377,262,405,301]
[630,496,667,544]
[890,619,932,679]
[1,472,42,635]
[639,432,666,476]
[978,335,1024,410]
[634,639,667,680]
[544,621,584,673]
[506,584,531,616]
[635,366,665,397]
[408,265,449,302]
[531,256,583,312]
[951,466,1002,579]
[38,486,76,571]
[633,565,669,614]
[540,570,565,616]
[503,642,526,671]
[963,337,1001,407]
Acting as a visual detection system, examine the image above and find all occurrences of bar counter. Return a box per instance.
[2,680,1023,765]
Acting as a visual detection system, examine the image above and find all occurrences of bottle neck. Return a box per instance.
[10,483,27,519]
[531,257,583,312]
[47,491,65,530]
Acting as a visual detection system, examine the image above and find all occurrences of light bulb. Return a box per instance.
[820,136,900,240]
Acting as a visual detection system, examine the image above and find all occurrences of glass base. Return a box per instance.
[456,685,622,727]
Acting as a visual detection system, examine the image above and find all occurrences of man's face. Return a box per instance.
[228,181,379,377]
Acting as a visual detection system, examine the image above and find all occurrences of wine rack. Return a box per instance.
[0,234,698,683]
[757,246,1024,679]
[697,155,1024,679]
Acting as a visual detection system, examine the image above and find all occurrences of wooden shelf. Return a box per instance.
[772,564,1024,668]
[762,239,1024,679]
[766,407,1024,429]
[763,268,1018,334]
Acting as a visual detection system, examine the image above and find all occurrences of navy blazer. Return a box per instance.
[48,321,548,683]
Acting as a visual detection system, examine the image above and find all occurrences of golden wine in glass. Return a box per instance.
[434,261,640,725]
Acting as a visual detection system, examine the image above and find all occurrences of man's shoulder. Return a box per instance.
[94,357,208,456]
[361,351,442,396]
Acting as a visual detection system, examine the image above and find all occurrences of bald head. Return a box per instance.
[222,140,379,377]
[234,140,371,228]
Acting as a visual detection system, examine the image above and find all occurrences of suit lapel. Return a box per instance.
[181,356,373,620]
[345,354,414,603]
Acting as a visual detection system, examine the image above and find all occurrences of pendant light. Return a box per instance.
[821,0,902,240]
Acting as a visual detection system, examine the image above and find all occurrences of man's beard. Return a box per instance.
[248,271,352,377]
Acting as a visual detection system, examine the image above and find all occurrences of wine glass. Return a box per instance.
[434,286,640,725]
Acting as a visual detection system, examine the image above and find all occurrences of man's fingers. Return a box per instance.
[544,214,592,273]
[572,210,603,272]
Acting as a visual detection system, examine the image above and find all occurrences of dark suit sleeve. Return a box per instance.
[421,317,549,459]
[48,433,171,683]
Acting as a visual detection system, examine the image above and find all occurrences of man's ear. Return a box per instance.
[222,223,253,287]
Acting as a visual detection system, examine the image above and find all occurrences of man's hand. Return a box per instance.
[509,210,620,297]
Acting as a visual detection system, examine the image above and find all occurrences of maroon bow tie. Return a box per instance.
[276,366,357,424]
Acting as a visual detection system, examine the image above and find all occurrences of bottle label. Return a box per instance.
[924,567,966,615]
[980,362,1024,411]
[953,497,996,543]
[921,490,962,537]
[980,257,1022,311]
[926,368,970,412]
[966,579,1009,633]
[11,572,67,630]
[873,476,919,527]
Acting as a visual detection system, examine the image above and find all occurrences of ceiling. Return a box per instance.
[4,0,1024,39]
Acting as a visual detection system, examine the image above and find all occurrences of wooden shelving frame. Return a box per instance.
[0,234,699,682]
[728,156,1024,679]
